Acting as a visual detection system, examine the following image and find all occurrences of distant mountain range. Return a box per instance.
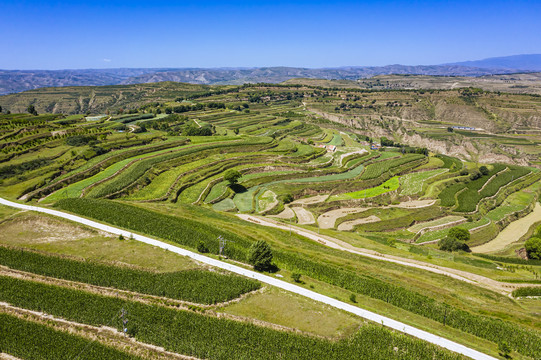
[447,54,541,71]
[1,54,541,95]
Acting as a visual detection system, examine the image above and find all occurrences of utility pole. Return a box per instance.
[218,235,232,257]
[120,308,128,335]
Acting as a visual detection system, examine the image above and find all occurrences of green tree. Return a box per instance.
[223,169,242,186]
[0,105,2,113]
[291,273,301,283]
[448,227,470,242]
[280,193,293,204]
[439,228,470,252]
[197,241,209,253]
[438,237,470,252]
[27,105,38,116]
[525,237,541,260]
[248,240,273,271]
[479,166,489,176]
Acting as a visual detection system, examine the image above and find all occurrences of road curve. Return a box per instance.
[238,214,538,295]
[0,197,495,360]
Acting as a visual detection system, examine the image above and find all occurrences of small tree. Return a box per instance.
[291,273,301,283]
[0,105,2,113]
[27,105,38,116]
[479,166,489,176]
[197,241,209,253]
[439,227,470,252]
[349,294,357,303]
[223,169,241,186]
[281,193,293,204]
[525,237,541,259]
[248,240,273,271]
[448,227,470,242]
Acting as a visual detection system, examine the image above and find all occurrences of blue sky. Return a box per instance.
[1,0,540,69]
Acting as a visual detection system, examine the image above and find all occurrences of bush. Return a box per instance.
[291,273,302,283]
[439,227,470,252]
[479,166,489,176]
[439,237,470,252]
[448,227,470,242]
[349,294,357,303]
[197,241,209,253]
[248,240,273,272]
[281,193,294,204]
[224,169,242,185]
[525,237,541,260]
[469,171,481,181]
[459,169,469,176]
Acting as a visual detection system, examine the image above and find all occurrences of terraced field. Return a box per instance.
[1,83,541,360]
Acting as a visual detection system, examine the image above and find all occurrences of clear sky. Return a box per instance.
[1,0,540,69]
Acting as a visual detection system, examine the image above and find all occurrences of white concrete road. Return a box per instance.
[0,197,496,360]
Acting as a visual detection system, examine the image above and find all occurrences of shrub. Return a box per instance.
[248,240,273,272]
[439,237,470,252]
[448,227,470,242]
[469,171,481,181]
[291,273,302,283]
[459,169,469,176]
[479,166,489,176]
[197,241,209,253]
[281,193,294,204]
[525,237,541,260]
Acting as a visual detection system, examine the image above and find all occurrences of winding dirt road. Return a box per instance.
[237,214,539,295]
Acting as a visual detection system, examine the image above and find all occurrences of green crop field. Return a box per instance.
[2,81,541,360]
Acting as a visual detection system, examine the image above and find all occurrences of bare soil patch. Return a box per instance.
[472,203,541,253]
[337,215,381,231]
[318,208,368,229]
[291,195,329,205]
[291,207,315,224]
[269,207,295,219]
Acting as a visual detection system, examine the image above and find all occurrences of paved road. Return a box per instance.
[0,197,496,360]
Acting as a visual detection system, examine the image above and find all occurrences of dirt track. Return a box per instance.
[238,214,540,295]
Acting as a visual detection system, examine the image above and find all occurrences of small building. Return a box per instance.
[326,145,337,152]
[452,126,476,131]
[370,143,381,150]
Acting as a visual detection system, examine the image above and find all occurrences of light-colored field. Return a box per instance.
[337,215,381,231]
[258,190,277,213]
[291,207,315,224]
[212,198,237,212]
[408,215,467,234]
[317,208,368,229]
[269,207,295,219]
[472,203,541,253]
[400,169,448,196]
[0,214,198,272]
[220,287,363,338]
[291,194,329,205]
